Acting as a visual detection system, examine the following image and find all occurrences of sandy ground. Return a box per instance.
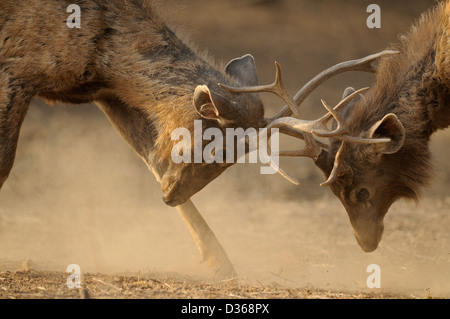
[0,0,448,299]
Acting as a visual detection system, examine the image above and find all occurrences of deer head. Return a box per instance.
[161,54,265,206]
[313,2,450,252]
[315,88,407,252]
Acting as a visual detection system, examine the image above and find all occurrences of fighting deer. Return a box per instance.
[222,1,450,252]
[0,0,413,277]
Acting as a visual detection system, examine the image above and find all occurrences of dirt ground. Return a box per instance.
[1,0,449,299]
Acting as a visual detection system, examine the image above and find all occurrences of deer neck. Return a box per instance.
[383,49,450,141]
[97,15,232,169]
[413,54,450,136]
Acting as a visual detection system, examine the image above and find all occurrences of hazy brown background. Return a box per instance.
[0,0,448,297]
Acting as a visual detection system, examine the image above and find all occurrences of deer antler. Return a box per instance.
[219,50,398,186]
[270,88,390,144]
[220,61,303,119]
[269,50,399,121]
[220,62,325,181]
[260,88,390,185]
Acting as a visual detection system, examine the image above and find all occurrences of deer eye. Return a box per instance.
[350,187,371,203]
[357,188,370,202]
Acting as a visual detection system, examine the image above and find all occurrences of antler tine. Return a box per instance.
[314,99,350,137]
[278,126,330,150]
[315,87,369,130]
[218,61,282,94]
[258,118,330,185]
[265,88,376,143]
[320,142,348,187]
[312,91,391,144]
[269,50,399,122]
[284,87,388,144]
[278,126,305,140]
[257,128,301,185]
[309,87,369,138]
[266,118,325,162]
[219,62,302,119]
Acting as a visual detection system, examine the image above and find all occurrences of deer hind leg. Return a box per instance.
[0,73,31,189]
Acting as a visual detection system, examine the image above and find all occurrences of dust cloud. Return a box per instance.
[0,0,449,298]
[0,99,448,298]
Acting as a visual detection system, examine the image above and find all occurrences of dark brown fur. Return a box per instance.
[318,1,450,252]
[0,0,265,206]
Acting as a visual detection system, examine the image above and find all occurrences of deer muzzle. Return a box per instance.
[350,212,385,253]
[161,162,230,207]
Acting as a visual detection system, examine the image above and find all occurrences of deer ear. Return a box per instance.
[225,54,258,86]
[332,87,362,130]
[367,113,405,154]
[193,85,236,121]
[340,87,362,117]
[342,87,356,99]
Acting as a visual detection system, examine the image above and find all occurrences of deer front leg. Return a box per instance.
[97,97,236,278]
[0,74,30,189]
[147,161,237,279]
[148,161,237,278]
[175,199,237,278]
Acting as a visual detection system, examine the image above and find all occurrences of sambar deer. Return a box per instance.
[222,1,450,253]
[0,0,271,277]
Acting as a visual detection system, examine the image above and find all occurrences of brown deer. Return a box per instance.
[222,1,450,253]
[0,0,271,276]
[314,1,449,252]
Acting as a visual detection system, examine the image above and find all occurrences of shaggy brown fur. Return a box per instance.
[0,0,265,206]
[318,1,450,252]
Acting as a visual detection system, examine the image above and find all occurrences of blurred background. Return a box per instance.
[1,0,448,297]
